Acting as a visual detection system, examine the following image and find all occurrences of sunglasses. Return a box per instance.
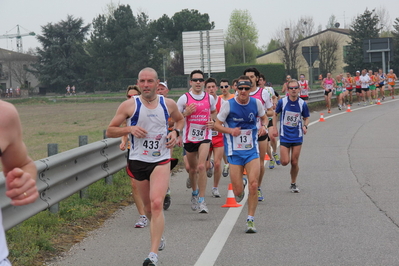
[127,95,133,98]
[237,87,250,91]
[288,87,299,90]
[191,78,204,82]
[220,85,229,88]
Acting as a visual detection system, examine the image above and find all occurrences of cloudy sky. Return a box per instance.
[1,0,398,53]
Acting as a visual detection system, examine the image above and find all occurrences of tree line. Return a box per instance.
[29,5,399,93]
[32,5,214,93]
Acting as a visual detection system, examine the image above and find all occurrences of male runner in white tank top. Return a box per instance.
[106,67,184,266]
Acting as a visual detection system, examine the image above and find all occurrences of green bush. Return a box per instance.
[167,63,286,89]
[214,63,286,85]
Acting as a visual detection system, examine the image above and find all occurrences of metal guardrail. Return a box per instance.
[2,80,398,230]
[0,138,126,231]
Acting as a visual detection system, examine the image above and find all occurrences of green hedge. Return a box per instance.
[213,63,286,86]
[167,63,286,89]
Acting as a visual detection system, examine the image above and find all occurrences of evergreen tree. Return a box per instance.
[391,18,399,72]
[34,15,90,92]
[344,9,380,73]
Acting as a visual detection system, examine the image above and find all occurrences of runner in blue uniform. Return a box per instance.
[214,75,275,233]
[273,79,310,193]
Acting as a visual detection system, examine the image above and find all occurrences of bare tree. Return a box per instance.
[376,6,392,37]
[274,19,305,77]
[297,16,316,39]
[1,52,37,89]
[312,32,341,75]
[326,14,338,29]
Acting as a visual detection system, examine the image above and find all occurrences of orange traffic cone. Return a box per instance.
[221,183,242,208]
[346,105,352,112]
[264,154,270,160]
[377,98,381,105]
[319,113,325,122]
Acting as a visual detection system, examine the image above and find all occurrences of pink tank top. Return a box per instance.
[324,78,334,90]
[183,92,212,143]
[250,87,265,130]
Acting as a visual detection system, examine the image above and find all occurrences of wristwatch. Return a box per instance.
[174,129,181,137]
[304,125,308,129]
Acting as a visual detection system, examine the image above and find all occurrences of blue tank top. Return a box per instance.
[223,97,259,157]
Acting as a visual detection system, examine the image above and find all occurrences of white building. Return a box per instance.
[0,48,39,96]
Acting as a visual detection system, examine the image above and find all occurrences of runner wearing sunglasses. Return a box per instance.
[273,79,310,193]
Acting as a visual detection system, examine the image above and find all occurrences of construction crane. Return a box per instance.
[0,25,35,53]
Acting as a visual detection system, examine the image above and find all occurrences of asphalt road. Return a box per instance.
[47,98,399,266]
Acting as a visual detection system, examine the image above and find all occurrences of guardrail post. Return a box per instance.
[47,143,59,213]
[79,136,89,199]
[103,129,113,185]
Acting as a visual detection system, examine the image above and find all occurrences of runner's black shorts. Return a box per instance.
[127,159,171,181]
[184,139,211,153]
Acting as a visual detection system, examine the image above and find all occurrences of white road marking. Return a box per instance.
[194,98,396,265]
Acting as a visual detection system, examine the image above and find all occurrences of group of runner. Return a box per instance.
[106,67,310,266]
[321,69,397,113]
[0,87,21,98]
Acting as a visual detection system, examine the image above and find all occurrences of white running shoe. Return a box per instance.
[212,187,221,198]
[158,236,166,251]
[191,195,198,211]
[290,183,300,193]
[135,215,148,228]
[198,201,209,213]
[222,164,229,177]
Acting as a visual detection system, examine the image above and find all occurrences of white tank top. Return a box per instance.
[127,95,170,163]
[0,211,8,261]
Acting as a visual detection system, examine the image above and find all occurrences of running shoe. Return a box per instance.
[163,188,171,210]
[198,201,209,213]
[392,95,395,99]
[268,159,275,169]
[273,153,281,165]
[328,109,331,113]
[186,177,191,188]
[235,178,247,203]
[245,220,257,233]
[135,215,148,228]
[211,187,221,198]
[222,164,229,177]
[158,236,166,251]
[290,183,300,193]
[143,254,158,266]
[363,101,367,106]
[191,195,198,211]
[382,96,385,101]
[357,102,360,105]
[207,160,214,178]
[257,187,264,202]
[370,101,373,105]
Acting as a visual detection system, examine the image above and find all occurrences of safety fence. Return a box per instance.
[0,138,126,231]
[1,81,398,230]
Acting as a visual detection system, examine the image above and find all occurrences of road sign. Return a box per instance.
[363,38,394,73]
[182,29,226,77]
[302,46,319,67]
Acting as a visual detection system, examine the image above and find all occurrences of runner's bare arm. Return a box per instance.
[1,101,38,206]
[106,100,147,138]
